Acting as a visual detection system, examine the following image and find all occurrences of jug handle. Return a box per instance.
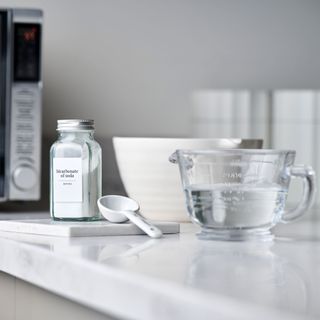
[281,165,316,223]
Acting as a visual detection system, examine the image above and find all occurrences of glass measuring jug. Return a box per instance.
[170,149,316,240]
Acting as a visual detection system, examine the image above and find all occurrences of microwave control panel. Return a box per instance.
[9,84,41,200]
[8,9,42,200]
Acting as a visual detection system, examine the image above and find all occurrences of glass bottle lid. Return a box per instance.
[57,119,94,131]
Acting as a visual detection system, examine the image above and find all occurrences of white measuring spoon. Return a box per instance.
[97,195,163,239]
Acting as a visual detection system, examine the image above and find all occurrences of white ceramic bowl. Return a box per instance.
[113,137,263,222]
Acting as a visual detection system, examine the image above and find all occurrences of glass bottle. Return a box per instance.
[50,119,102,221]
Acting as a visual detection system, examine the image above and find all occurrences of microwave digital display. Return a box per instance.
[14,23,41,82]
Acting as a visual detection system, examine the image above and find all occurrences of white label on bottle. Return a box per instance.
[53,158,82,202]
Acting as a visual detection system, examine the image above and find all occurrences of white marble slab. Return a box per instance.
[0,219,179,237]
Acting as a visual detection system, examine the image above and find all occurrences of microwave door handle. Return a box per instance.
[0,10,11,202]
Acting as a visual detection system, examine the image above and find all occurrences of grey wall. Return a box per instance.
[4,0,320,138]
[1,0,320,207]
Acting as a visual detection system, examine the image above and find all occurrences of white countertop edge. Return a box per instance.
[0,235,308,320]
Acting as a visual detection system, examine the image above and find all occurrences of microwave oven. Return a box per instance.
[0,8,42,201]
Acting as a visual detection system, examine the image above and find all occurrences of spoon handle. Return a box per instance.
[124,211,163,238]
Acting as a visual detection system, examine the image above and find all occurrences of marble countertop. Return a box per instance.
[0,212,319,320]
